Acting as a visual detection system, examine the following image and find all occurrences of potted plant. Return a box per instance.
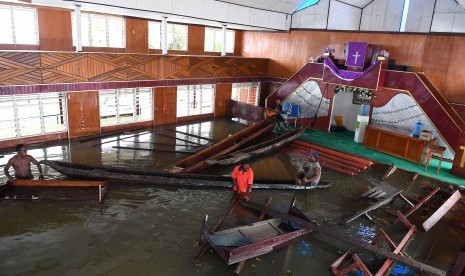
[323,47,335,57]
[377,50,390,61]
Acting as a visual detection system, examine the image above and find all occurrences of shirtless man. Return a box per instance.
[4,144,44,181]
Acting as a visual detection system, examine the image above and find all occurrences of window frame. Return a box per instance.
[0,4,39,45]
[176,84,215,118]
[99,87,153,127]
[148,21,188,51]
[72,12,126,48]
[0,93,67,140]
[231,82,260,106]
[204,27,235,54]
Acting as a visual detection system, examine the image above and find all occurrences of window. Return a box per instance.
[99,88,153,127]
[148,21,161,49]
[148,22,187,51]
[204,27,235,53]
[177,85,214,117]
[232,82,260,106]
[0,5,38,45]
[72,12,125,48]
[0,93,67,140]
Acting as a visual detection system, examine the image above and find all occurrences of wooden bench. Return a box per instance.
[12,179,108,203]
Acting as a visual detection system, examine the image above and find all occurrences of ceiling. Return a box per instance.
[217,0,374,14]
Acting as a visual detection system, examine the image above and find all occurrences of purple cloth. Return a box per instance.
[324,57,380,81]
[345,42,368,68]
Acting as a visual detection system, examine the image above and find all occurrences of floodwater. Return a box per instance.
[0,117,464,276]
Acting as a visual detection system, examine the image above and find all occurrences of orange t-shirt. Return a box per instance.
[232,165,254,193]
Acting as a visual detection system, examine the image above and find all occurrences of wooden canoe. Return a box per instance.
[199,197,314,265]
[206,127,306,166]
[40,160,331,190]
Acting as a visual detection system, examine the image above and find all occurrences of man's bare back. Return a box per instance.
[4,144,43,182]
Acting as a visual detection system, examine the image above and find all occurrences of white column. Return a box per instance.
[75,4,82,52]
[221,24,227,57]
[161,17,168,55]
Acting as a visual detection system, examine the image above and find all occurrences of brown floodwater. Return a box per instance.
[0,117,464,276]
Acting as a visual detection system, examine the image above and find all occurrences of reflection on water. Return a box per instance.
[0,117,464,275]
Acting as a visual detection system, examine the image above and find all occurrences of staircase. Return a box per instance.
[285,140,375,176]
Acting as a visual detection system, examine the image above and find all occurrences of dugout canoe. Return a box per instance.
[40,160,331,190]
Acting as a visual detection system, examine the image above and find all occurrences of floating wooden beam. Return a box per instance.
[154,133,206,146]
[112,146,196,154]
[241,200,446,276]
[135,142,205,147]
[77,126,147,143]
[93,130,153,146]
[423,190,462,231]
[166,129,217,142]
[382,164,397,181]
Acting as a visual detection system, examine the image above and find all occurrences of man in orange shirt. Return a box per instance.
[232,162,254,200]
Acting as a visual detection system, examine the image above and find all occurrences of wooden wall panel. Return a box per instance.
[215,83,232,116]
[67,91,100,138]
[445,36,465,103]
[126,17,148,54]
[0,52,269,86]
[188,25,205,55]
[153,86,177,125]
[234,30,243,56]
[420,36,454,96]
[38,7,73,51]
[189,57,216,78]
[0,52,42,85]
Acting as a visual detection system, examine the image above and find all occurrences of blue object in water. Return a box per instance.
[360,103,370,116]
[412,120,424,138]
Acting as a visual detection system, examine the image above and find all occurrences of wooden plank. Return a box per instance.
[154,133,207,146]
[166,129,217,142]
[423,190,462,231]
[360,187,381,198]
[375,226,416,276]
[77,127,146,143]
[13,179,107,187]
[394,187,440,224]
[112,146,196,154]
[346,189,403,223]
[450,252,465,276]
[241,200,446,276]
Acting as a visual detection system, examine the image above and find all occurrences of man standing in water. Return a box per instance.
[2,144,44,198]
[232,161,254,200]
[295,151,321,187]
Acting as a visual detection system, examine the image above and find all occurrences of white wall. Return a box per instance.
[327,1,361,30]
[360,0,403,31]
[431,0,465,33]
[404,0,435,32]
[331,91,361,132]
[291,0,329,29]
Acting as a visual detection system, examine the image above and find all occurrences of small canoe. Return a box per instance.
[198,197,314,265]
[41,160,331,190]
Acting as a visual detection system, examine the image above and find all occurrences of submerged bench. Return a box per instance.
[12,179,108,203]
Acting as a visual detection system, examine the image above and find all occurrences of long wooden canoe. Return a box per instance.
[40,160,331,190]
